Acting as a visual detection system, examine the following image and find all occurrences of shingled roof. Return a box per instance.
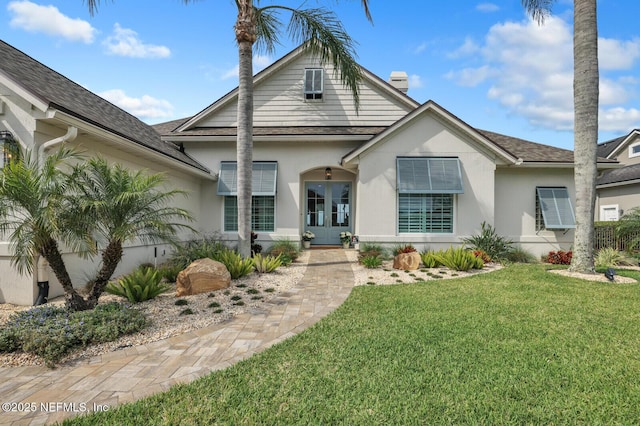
[597,163,640,186]
[597,135,627,159]
[0,40,209,174]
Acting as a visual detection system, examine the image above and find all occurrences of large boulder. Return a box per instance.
[176,258,231,297]
[393,252,421,270]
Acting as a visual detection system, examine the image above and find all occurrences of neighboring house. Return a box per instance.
[596,130,640,221]
[0,39,617,305]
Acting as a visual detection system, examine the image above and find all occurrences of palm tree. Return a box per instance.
[66,157,194,310]
[0,148,90,309]
[522,0,599,273]
[84,0,372,257]
[0,149,194,311]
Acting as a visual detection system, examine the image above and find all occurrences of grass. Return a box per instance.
[65,264,640,425]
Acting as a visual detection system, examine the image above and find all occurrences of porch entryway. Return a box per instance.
[305,181,352,245]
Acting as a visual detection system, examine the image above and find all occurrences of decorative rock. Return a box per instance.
[393,252,421,270]
[176,258,231,297]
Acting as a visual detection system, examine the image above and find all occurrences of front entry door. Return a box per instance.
[305,182,351,245]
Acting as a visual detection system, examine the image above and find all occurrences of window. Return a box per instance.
[536,187,576,231]
[397,157,463,234]
[600,204,619,221]
[630,143,640,158]
[224,196,275,232]
[304,68,323,100]
[217,162,277,232]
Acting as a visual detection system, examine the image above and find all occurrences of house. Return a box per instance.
[0,40,617,305]
[596,130,640,221]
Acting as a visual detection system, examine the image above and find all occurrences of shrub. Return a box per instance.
[360,255,383,269]
[175,299,188,306]
[169,234,227,269]
[505,246,538,263]
[420,250,442,268]
[433,247,480,272]
[0,302,145,366]
[359,243,385,259]
[462,222,514,261]
[251,231,262,255]
[393,244,417,255]
[547,250,573,265]
[472,249,492,263]
[252,253,283,274]
[268,239,300,266]
[216,249,255,279]
[157,263,183,283]
[595,247,629,268]
[106,268,171,303]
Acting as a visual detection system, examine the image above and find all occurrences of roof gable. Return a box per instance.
[175,43,419,133]
[0,40,209,174]
[342,100,519,165]
[599,129,640,160]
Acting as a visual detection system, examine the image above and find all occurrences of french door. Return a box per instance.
[305,182,351,245]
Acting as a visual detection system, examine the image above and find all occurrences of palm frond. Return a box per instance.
[521,0,554,24]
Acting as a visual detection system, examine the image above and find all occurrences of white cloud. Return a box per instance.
[103,24,170,58]
[414,42,428,54]
[7,1,96,43]
[409,74,423,89]
[98,89,173,120]
[447,37,480,59]
[476,3,499,13]
[221,54,273,80]
[447,15,640,133]
[446,65,496,87]
[599,37,640,70]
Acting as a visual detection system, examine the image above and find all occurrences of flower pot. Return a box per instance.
[342,241,350,249]
[303,240,311,249]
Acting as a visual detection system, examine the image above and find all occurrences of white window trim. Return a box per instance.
[600,204,620,221]
[629,142,640,158]
[396,192,457,235]
[304,68,324,101]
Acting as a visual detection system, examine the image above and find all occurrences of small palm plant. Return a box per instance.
[106,268,171,303]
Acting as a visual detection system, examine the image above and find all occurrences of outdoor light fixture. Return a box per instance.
[0,131,18,168]
[325,167,332,180]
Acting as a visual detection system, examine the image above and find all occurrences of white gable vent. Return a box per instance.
[388,71,409,93]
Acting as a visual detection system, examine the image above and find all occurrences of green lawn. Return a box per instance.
[65,264,640,425]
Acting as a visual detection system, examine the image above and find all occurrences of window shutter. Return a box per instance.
[397,157,464,194]
[217,162,277,196]
[536,187,576,229]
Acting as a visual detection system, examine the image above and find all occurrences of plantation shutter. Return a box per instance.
[536,187,576,229]
[217,162,277,196]
[397,157,464,194]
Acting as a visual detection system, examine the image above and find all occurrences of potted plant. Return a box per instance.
[340,231,352,249]
[301,231,315,249]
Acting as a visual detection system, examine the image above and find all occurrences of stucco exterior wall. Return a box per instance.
[185,139,361,245]
[495,167,575,257]
[597,183,640,220]
[354,113,496,250]
[0,101,205,304]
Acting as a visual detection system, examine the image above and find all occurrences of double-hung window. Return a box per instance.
[397,157,463,233]
[304,68,323,100]
[535,187,576,231]
[217,162,277,232]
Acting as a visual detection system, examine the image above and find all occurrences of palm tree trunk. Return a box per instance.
[86,240,124,308]
[40,238,87,310]
[569,0,598,273]
[235,0,256,258]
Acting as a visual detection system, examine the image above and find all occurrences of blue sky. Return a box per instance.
[1,0,639,150]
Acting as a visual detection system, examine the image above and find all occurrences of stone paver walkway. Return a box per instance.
[0,249,355,425]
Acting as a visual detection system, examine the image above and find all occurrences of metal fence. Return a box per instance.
[594,224,640,252]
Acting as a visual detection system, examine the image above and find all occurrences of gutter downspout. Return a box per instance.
[38,125,78,166]
[33,125,77,303]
